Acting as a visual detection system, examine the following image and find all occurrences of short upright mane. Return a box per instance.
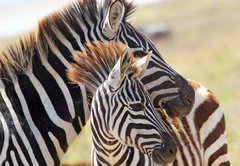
[68,41,135,93]
[0,0,135,82]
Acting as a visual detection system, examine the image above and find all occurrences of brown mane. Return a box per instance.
[67,41,136,93]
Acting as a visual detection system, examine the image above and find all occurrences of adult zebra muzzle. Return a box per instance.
[164,75,195,118]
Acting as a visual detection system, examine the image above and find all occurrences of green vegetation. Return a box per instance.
[62,0,240,165]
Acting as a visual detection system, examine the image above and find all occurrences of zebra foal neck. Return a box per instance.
[68,41,177,166]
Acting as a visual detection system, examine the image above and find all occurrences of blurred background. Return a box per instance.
[0,0,239,165]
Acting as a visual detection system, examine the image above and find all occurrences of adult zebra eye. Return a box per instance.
[129,103,145,111]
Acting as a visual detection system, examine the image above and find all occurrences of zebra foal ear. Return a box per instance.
[131,51,152,78]
[108,46,132,89]
[102,0,125,39]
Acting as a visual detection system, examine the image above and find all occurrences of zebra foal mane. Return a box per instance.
[67,41,139,93]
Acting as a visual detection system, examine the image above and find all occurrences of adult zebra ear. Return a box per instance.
[102,0,125,39]
[131,51,152,78]
[108,46,132,89]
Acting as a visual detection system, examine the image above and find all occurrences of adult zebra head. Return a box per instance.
[34,0,194,118]
[99,0,195,117]
[68,41,177,165]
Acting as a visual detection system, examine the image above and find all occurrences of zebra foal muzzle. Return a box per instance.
[151,132,177,164]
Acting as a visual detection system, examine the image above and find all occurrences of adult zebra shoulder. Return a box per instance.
[68,41,177,166]
[157,79,230,166]
[0,0,194,165]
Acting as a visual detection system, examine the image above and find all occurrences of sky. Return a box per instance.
[0,0,73,38]
[0,0,162,39]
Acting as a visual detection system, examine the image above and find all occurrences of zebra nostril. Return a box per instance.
[182,83,195,107]
[187,98,192,105]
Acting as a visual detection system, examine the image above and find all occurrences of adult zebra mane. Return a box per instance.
[0,0,135,82]
[68,41,139,93]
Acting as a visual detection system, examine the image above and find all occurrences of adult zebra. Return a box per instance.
[68,41,177,165]
[0,0,194,165]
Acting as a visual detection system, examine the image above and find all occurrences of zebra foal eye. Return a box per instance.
[133,50,148,58]
[129,102,145,111]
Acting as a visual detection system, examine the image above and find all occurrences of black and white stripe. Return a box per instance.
[0,0,194,165]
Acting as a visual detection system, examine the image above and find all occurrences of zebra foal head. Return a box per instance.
[99,0,195,117]
[68,41,177,165]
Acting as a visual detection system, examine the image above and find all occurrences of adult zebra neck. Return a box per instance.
[0,34,90,165]
[0,1,128,164]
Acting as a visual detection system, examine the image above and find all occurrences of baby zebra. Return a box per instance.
[68,41,177,165]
